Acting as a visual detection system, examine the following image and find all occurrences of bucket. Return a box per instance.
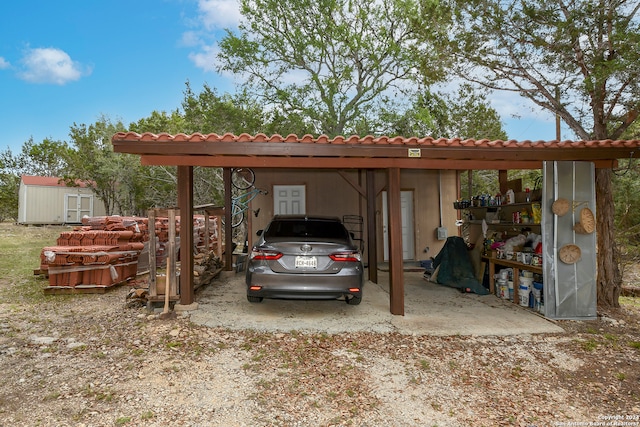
[519,282,531,307]
[533,282,543,312]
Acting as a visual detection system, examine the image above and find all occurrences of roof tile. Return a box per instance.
[110,131,640,151]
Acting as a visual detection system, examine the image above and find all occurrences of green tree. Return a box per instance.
[0,138,72,221]
[128,110,187,210]
[182,82,265,135]
[415,0,640,307]
[0,148,21,222]
[65,117,137,216]
[19,138,71,177]
[129,110,186,135]
[217,0,444,136]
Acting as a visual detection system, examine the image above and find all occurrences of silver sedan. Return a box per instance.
[245,215,364,305]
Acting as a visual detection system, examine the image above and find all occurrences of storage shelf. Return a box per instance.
[466,220,540,227]
[459,201,541,210]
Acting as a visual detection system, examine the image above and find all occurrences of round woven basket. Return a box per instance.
[552,198,570,216]
[559,244,581,264]
[577,207,595,234]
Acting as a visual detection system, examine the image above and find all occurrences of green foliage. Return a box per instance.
[0,138,72,221]
[19,138,72,177]
[65,116,135,215]
[182,82,266,135]
[217,0,445,136]
[380,85,508,140]
[0,173,19,222]
[423,0,640,140]
[129,110,186,135]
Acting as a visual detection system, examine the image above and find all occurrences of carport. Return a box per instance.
[112,132,640,315]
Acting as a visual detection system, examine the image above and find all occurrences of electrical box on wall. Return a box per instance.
[436,226,448,240]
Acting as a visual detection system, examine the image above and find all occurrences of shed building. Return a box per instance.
[18,175,107,225]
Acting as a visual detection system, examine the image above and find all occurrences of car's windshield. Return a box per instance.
[264,219,349,240]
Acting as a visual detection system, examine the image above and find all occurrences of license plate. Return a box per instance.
[295,256,317,269]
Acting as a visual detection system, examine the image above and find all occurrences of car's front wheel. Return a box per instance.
[346,295,362,305]
[247,295,263,303]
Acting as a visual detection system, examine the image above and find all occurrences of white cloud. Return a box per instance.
[188,44,221,72]
[0,57,10,69]
[197,0,241,30]
[18,47,91,85]
[183,1,241,72]
[180,30,201,48]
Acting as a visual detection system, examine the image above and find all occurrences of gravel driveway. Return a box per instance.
[1,271,639,427]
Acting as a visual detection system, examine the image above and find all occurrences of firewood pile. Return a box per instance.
[194,250,224,288]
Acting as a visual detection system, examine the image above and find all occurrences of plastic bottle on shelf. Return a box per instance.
[525,188,531,202]
[506,188,515,204]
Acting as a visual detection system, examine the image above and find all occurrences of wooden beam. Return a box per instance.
[177,166,194,305]
[138,155,550,170]
[387,167,404,316]
[136,154,619,170]
[337,170,366,197]
[366,170,378,283]
[113,139,639,161]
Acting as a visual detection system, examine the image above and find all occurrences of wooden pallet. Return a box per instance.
[43,283,122,295]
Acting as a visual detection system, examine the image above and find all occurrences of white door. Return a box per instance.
[65,194,93,223]
[382,191,415,260]
[273,185,306,215]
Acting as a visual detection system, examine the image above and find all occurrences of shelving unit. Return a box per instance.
[457,198,545,312]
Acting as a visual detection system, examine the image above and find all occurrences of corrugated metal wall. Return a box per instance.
[542,161,597,320]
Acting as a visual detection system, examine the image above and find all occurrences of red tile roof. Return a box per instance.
[111,132,640,170]
[21,175,89,188]
[112,131,640,149]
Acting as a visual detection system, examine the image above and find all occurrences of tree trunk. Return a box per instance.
[595,168,621,308]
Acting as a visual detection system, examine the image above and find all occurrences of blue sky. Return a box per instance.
[0,0,564,154]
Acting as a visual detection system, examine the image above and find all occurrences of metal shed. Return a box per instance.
[18,175,107,225]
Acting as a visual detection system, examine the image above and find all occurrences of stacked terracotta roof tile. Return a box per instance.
[40,216,148,288]
[40,215,220,289]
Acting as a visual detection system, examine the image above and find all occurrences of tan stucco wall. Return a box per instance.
[247,168,459,262]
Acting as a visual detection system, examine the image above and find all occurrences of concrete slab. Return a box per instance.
[189,271,564,336]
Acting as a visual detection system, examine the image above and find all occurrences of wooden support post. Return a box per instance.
[366,169,378,283]
[148,209,157,298]
[387,167,404,315]
[223,168,233,271]
[168,209,177,297]
[499,170,508,194]
[178,166,194,305]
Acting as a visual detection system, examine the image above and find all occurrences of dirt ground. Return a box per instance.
[1,267,639,426]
